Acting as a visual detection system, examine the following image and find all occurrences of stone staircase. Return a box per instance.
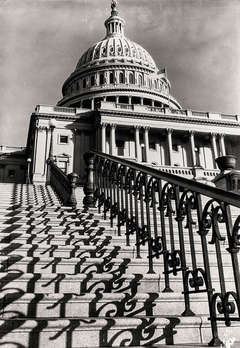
[0,183,239,347]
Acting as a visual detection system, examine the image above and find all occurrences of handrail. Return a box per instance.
[48,159,78,207]
[83,150,240,346]
[90,151,240,208]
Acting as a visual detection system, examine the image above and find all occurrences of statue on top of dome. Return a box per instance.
[111,0,118,15]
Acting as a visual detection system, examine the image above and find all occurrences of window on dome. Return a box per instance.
[129,72,134,84]
[99,73,104,85]
[110,72,114,84]
[119,72,124,84]
[139,74,143,86]
[91,76,95,86]
[83,79,86,89]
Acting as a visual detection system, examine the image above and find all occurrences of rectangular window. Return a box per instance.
[59,135,69,144]
[8,169,15,178]
[172,144,179,152]
[58,161,68,174]
[149,142,156,150]
[116,140,125,156]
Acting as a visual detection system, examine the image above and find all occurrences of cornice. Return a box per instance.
[99,109,240,128]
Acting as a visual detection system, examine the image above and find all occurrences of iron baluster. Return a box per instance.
[175,186,194,317]
[144,174,154,274]
[158,179,172,292]
[133,170,141,258]
[225,207,240,320]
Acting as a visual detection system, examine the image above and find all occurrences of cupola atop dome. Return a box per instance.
[105,0,125,37]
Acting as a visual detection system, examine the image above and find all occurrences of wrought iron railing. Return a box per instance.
[83,151,240,346]
[48,159,78,207]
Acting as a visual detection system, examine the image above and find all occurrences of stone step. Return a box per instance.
[0,254,164,275]
[0,292,209,319]
[0,316,239,347]
[0,271,160,294]
[0,236,234,266]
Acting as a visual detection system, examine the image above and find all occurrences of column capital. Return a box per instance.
[100,122,108,128]
[219,133,225,138]
[109,123,117,129]
[210,132,217,138]
[71,128,81,136]
[37,126,48,132]
[143,126,150,131]
[188,130,195,136]
[134,125,141,130]
[167,128,173,135]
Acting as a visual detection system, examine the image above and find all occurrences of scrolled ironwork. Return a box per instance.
[83,150,240,345]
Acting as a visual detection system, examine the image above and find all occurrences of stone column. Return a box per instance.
[116,96,119,104]
[134,126,141,162]
[210,133,218,167]
[140,98,144,106]
[219,134,226,156]
[167,129,173,166]
[129,96,132,105]
[110,124,116,156]
[189,131,196,166]
[101,123,106,153]
[144,127,150,163]
[91,98,94,110]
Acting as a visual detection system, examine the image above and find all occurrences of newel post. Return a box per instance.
[83,152,95,208]
[67,173,79,208]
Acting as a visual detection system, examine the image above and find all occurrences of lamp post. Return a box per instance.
[26,157,31,184]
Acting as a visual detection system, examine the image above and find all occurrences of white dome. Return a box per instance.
[75,36,157,71]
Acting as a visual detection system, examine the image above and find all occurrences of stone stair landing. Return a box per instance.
[0,183,239,347]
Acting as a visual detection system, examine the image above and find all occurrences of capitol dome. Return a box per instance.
[75,36,157,72]
[58,0,181,110]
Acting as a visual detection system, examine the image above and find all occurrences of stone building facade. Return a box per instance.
[25,1,240,184]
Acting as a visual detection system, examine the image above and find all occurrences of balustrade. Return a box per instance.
[84,150,240,346]
[48,159,78,207]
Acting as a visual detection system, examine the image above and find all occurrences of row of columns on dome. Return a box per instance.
[96,124,226,168]
[76,96,166,110]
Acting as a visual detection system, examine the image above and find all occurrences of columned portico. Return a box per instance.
[219,134,226,156]
[144,127,150,163]
[189,131,196,166]
[110,124,116,156]
[210,133,218,168]
[134,126,141,162]
[101,123,106,153]
[167,129,173,166]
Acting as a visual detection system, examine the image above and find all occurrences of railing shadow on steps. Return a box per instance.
[83,150,240,346]
[47,159,78,208]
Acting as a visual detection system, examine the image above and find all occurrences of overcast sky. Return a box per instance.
[0,0,239,146]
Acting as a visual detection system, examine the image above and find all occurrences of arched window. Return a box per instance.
[129,72,134,84]
[139,74,143,86]
[99,73,104,85]
[110,72,114,84]
[148,78,152,88]
[83,78,86,89]
[119,72,124,84]
[91,76,95,86]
